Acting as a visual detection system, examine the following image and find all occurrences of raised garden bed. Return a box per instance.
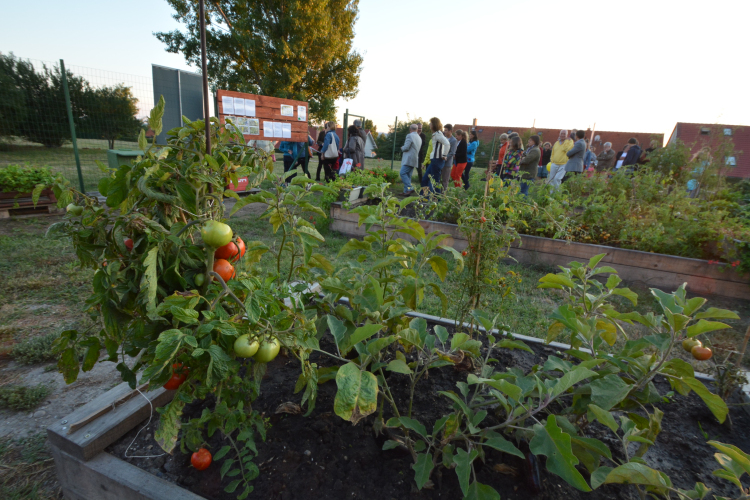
[330,202,750,299]
[0,189,59,218]
[49,314,750,500]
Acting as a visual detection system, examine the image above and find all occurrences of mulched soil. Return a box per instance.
[108,323,750,500]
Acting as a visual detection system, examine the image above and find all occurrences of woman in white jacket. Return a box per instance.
[420,117,451,194]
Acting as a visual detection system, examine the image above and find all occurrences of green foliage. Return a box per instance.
[78,84,141,148]
[0,384,50,411]
[0,164,55,193]
[10,332,59,365]
[155,0,363,122]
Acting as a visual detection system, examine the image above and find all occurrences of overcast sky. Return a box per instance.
[2,0,747,140]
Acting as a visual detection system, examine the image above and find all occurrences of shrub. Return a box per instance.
[11,333,58,365]
[0,164,55,193]
[0,384,50,411]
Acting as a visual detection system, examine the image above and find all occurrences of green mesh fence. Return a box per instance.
[0,54,154,193]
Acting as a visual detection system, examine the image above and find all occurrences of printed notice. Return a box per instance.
[297,105,306,121]
[233,97,245,116]
[280,105,294,117]
[281,122,292,139]
[247,118,260,135]
[273,122,283,137]
[245,99,256,117]
[263,121,273,138]
[221,96,234,114]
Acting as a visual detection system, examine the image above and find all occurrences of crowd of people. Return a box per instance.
[250,118,662,196]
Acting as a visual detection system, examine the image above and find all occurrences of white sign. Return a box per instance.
[221,96,234,114]
[297,105,306,121]
[280,105,294,117]
[281,122,292,139]
[263,121,273,138]
[247,118,259,135]
[273,122,283,138]
[245,99,256,117]
[233,97,245,116]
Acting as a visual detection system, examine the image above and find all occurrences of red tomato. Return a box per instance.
[213,259,235,282]
[124,238,134,251]
[691,346,713,361]
[214,237,245,262]
[480,216,486,223]
[191,448,212,470]
[462,251,467,256]
[163,363,188,390]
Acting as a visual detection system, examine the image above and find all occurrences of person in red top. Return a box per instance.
[492,133,509,177]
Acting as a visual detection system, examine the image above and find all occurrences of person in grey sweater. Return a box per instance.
[442,124,458,190]
[563,129,586,181]
[399,124,422,194]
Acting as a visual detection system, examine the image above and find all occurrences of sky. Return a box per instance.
[2,0,748,141]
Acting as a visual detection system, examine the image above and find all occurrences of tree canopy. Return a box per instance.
[156,0,363,123]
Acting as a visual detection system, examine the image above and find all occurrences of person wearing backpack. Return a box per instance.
[343,124,365,171]
[320,121,340,182]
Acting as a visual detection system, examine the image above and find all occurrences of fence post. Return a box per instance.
[390,116,397,170]
[59,59,85,193]
[343,109,349,146]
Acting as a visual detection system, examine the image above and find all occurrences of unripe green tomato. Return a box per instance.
[682,338,702,352]
[234,334,259,358]
[66,203,83,216]
[194,273,205,286]
[201,220,233,248]
[253,337,280,363]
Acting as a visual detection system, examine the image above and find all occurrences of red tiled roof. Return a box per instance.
[456,125,663,157]
[668,122,749,178]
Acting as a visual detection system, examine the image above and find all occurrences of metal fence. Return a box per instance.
[0,54,154,192]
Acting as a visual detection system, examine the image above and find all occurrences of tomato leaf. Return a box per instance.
[529,415,591,492]
[412,452,434,490]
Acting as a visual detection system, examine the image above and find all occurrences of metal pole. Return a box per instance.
[59,59,85,193]
[199,0,211,155]
[390,116,397,170]
[343,109,349,146]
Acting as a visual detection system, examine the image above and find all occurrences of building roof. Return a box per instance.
[456,125,664,157]
[667,122,749,178]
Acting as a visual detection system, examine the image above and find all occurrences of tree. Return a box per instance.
[364,119,377,135]
[155,0,363,123]
[81,85,141,148]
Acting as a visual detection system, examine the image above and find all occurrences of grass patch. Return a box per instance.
[0,384,50,411]
[0,433,58,499]
[10,333,58,365]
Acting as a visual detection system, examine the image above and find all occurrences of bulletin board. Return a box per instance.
[216,90,309,142]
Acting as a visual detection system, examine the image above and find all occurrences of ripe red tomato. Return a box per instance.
[163,363,188,390]
[691,346,713,361]
[124,238,134,251]
[214,237,245,262]
[213,259,235,282]
[461,251,467,256]
[191,448,212,470]
[480,216,486,223]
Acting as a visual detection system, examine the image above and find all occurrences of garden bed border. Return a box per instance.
[330,202,750,300]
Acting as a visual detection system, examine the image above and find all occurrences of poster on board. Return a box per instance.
[244,99,255,117]
[233,97,245,116]
[221,96,234,114]
[297,106,306,121]
[273,122,283,137]
[247,118,260,135]
[263,121,273,138]
[281,123,292,139]
[280,105,294,117]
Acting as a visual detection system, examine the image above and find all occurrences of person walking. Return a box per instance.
[279,139,298,186]
[546,130,573,187]
[450,129,468,188]
[492,133,509,177]
[596,142,616,171]
[399,124,422,194]
[417,123,427,181]
[353,119,367,169]
[442,124,458,190]
[563,129,586,181]
[292,134,315,178]
[518,135,541,196]
[343,124,365,171]
[320,121,340,183]
[421,117,451,195]
[315,128,326,181]
[463,130,479,190]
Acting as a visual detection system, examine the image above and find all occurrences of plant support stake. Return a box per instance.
[60,59,85,193]
[199,0,211,155]
[390,116,397,170]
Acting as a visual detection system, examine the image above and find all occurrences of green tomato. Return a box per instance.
[194,273,205,287]
[234,334,259,358]
[682,338,702,352]
[252,337,280,363]
[201,220,233,248]
[66,203,83,216]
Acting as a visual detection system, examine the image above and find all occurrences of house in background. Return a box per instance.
[667,122,748,178]
[307,125,377,157]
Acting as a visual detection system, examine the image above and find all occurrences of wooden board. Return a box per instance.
[216,89,309,142]
[52,447,206,500]
[47,382,175,462]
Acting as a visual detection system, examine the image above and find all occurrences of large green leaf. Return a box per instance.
[426,256,448,281]
[333,362,378,425]
[708,441,750,476]
[154,390,187,453]
[589,374,631,410]
[686,320,732,338]
[412,452,434,490]
[141,246,160,318]
[464,481,501,500]
[550,366,597,397]
[538,273,576,289]
[587,404,619,433]
[454,447,479,497]
[681,377,728,424]
[604,462,671,493]
[483,432,524,458]
[694,307,740,320]
[529,415,591,491]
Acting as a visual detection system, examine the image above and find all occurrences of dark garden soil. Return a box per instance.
[108,322,750,500]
